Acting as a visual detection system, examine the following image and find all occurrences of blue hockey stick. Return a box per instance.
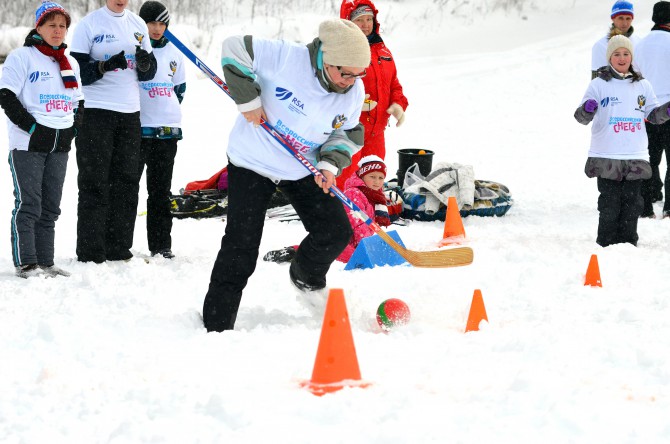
[163,29,472,267]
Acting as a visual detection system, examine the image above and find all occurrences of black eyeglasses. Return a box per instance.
[336,66,367,79]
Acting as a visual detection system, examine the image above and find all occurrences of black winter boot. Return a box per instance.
[263,246,296,263]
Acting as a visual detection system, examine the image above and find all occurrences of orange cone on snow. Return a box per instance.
[465,289,488,333]
[439,196,466,246]
[584,254,602,287]
[301,288,369,396]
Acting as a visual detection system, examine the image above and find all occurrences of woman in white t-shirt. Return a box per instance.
[69,0,157,263]
[575,35,670,247]
[0,1,84,278]
[203,19,370,332]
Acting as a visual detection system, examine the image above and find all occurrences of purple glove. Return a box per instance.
[584,99,598,113]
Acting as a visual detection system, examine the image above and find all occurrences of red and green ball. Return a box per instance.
[376,298,411,331]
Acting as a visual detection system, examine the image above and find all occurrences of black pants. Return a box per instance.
[138,138,178,253]
[596,177,642,247]
[641,121,670,214]
[203,163,352,332]
[76,109,141,262]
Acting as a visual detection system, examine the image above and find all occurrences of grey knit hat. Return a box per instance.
[319,19,371,68]
[350,5,374,21]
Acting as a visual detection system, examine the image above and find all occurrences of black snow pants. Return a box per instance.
[641,121,670,216]
[202,162,352,332]
[76,108,141,262]
[596,177,643,247]
[138,137,178,253]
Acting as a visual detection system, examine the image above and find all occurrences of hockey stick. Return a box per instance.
[164,29,473,268]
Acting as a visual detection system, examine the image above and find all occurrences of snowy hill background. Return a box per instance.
[2,0,670,442]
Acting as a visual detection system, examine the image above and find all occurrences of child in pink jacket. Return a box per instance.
[264,155,395,264]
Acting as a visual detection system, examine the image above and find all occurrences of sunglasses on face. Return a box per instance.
[336,66,367,79]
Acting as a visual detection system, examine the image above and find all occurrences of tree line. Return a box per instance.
[3,0,541,31]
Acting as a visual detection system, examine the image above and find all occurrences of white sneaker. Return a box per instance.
[290,276,328,315]
[293,286,329,317]
[15,264,46,279]
[39,265,71,277]
[289,262,329,316]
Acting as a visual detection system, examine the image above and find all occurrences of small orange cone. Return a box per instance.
[439,196,466,246]
[465,289,488,333]
[584,254,602,287]
[301,288,369,396]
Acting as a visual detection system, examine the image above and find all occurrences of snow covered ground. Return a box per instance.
[1,1,670,442]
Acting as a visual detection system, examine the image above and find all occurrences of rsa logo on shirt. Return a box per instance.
[28,71,53,83]
[92,34,119,44]
[600,96,622,107]
[275,87,306,116]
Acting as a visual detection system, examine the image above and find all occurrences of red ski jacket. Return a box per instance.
[337,0,409,187]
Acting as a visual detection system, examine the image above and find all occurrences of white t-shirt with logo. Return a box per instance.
[581,77,659,160]
[0,46,84,150]
[634,30,670,104]
[70,6,152,113]
[226,38,364,181]
[139,42,185,128]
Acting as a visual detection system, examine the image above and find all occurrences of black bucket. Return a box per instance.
[397,148,434,187]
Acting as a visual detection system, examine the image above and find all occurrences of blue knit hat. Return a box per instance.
[35,1,71,28]
[611,1,634,19]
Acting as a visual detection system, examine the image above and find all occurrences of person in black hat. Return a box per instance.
[134,1,186,259]
[636,1,670,218]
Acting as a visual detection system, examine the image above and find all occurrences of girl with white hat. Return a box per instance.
[576,35,670,247]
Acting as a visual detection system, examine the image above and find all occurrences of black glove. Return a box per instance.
[135,46,151,73]
[101,50,127,73]
[27,123,57,153]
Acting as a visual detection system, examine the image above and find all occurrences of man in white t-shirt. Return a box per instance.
[591,1,640,79]
[635,1,670,218]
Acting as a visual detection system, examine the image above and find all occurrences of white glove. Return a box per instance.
[363,94,377,112]
[387,103,405,127]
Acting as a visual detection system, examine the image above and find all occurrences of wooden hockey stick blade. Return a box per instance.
[376,230,473,268]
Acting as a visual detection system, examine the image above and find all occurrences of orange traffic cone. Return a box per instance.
[439,196,466,246]
[584,254,602,287]
[464,289,488,333]
[301,288,369,396]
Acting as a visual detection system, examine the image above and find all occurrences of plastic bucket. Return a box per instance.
[397,148,434,187]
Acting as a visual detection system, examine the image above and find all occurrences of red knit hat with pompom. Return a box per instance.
[357,155,387,179]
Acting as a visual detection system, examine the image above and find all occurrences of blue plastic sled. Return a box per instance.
[344,230,408,270]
